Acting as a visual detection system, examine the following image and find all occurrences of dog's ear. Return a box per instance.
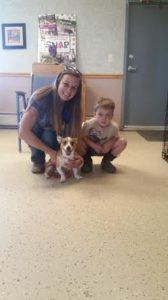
[73,138,78,144]
[57,136,62,144]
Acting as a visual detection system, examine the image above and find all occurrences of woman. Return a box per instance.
[19,66,84,174]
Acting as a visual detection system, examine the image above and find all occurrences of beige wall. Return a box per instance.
[84,76,123,125]
[0,75,31,126]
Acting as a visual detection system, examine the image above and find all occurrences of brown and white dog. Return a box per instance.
[45,136,83,183]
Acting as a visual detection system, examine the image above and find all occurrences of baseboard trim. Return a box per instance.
[0,114,17,127]
[0,125,17,129]
[123,125,165,131]
[0,73,30,77]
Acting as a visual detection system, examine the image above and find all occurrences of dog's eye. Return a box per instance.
[70,141,74,146]
[63,141,67,146]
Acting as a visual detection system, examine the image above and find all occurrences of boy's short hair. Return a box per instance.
[94,97,115,113]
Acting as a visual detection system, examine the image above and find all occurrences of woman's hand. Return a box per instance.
[48,149,58,164]
[66,154,84,169]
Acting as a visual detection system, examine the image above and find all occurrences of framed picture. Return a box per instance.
[1,23,26,49]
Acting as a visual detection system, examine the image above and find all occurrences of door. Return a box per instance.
[122,1,168,129]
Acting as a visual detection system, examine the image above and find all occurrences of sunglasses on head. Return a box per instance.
[64,65,81,76]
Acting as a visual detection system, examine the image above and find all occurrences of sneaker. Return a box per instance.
[32,163,45,174]
[101,159,116,173]
[81,158,93,173]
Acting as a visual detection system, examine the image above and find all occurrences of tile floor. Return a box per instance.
[0,130,168,300]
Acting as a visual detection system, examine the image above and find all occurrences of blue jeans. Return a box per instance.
[30,125,59,164]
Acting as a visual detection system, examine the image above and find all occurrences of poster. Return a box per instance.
[38,13,76,66]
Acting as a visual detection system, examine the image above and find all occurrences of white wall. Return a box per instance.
[0,0,126,73]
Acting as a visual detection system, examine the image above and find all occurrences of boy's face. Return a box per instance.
[94,107,113,127]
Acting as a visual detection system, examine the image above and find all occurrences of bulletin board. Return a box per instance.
[38,13,76,66]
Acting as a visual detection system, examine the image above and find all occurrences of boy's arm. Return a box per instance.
[101,123,119,154]
[83,135,96,148]
[83,136,103,154]
[81,122,95,147]
[82,121,102,154]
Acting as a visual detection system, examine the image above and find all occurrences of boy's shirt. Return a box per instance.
[82,117,119,145]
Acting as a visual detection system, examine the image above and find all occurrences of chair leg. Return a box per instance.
[19,137,22,152]
[15,91,27,153]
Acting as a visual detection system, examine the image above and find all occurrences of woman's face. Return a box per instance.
[58,74,80,101]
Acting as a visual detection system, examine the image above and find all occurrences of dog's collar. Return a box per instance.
[51,162,56,167]
[62,155,73,161]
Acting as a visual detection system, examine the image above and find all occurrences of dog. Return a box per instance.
[45,136,83,183]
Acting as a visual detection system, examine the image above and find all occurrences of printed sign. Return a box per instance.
[38,13,76,66]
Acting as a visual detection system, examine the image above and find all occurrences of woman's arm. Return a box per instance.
[19,107,57,163]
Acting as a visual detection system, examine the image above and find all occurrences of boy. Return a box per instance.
[81,97,127,173]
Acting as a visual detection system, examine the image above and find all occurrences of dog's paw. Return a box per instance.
[60,178,66,183]
[60,174,66,183]
[45,162,56,178]
[44,172,51,179]
[75,175,83,180]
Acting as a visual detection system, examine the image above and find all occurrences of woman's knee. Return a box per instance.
[42,129,59,150]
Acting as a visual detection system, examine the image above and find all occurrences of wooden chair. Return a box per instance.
[15,63,86,152]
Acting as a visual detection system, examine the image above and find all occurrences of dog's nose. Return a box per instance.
[66,146,71,151]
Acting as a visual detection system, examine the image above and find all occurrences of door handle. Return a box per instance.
[128,65,137,72]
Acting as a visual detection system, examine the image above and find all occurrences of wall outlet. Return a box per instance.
[108,53,113,63]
